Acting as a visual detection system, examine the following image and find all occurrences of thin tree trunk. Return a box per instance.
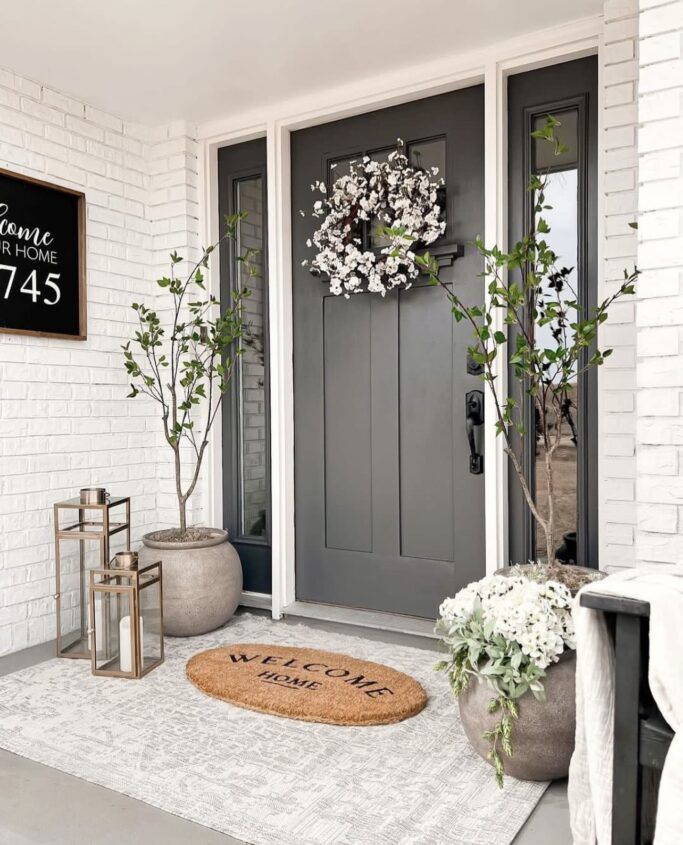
[544,446,555,564]
[173,445,187,534]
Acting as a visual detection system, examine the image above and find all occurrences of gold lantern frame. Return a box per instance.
[88,561,164,679]
[53,495,131,659]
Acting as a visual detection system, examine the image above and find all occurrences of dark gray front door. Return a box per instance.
[292,87,485,618]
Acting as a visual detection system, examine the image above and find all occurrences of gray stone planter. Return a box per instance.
[458,649,576,781]
[138,529,242,637]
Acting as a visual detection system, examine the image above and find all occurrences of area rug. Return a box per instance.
[0,613,547,845]
[187,643,427,725]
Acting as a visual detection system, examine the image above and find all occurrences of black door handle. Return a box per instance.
[465,390,484,475]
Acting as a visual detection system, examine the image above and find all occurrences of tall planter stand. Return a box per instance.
[53,495,130,659]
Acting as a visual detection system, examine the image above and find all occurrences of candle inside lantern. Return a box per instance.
[119,614,144,673]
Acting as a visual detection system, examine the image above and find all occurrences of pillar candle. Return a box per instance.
[119,615,144,673]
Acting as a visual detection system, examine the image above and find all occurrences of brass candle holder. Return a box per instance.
[53,492,130,659]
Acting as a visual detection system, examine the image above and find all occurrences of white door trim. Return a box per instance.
[198,15,602,620]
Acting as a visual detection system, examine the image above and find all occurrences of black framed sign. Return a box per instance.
[0,168,86,340]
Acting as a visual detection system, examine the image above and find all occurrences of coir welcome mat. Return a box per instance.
[186,643,427,725]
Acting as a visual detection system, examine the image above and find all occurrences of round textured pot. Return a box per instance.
[138,529,242,637]
[458,649,576,781]
[496,562,605,597]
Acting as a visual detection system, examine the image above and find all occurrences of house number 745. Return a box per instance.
[0,264,61,305]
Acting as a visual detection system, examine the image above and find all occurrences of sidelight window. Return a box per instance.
[507,57,598,567]
[218,137,271,593]
[531,109,581,563]
[234,178,267,538]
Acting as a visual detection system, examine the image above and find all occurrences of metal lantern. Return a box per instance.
[89,558,164,679]
[53,493,131,659]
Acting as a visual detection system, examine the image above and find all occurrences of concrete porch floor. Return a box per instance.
[0,611,571,845]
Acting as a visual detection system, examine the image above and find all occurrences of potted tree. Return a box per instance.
[415,117,637,783]
[414,116,638,569]
[124,214,256,636]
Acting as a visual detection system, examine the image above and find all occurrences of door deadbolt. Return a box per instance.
[465,390,484,475]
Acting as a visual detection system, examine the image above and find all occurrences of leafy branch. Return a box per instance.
[122,213,258,535]
[387,115,639,563]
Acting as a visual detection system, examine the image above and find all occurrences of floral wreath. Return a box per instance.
[302,141,445,297]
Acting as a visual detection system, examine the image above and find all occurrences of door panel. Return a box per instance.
[399,286,455,563]
[323,294,372,553]
[291,86,485,618]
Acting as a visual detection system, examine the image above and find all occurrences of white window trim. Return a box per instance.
[198,15,602,620]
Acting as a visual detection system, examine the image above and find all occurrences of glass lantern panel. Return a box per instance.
[92,586,134,674]
[59,540,101,657]
[139,575,162,670]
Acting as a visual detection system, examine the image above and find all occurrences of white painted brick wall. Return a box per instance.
[147,121,202,531]
[0,68,200,655]
[600,0,641,570]
[635,0,683,565]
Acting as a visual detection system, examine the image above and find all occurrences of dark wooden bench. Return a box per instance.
[579,592,674,845]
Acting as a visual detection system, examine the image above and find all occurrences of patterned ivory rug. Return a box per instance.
[0,613,547,845]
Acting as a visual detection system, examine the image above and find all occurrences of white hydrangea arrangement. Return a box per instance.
[302,143,445,297]
[435,572,575,786]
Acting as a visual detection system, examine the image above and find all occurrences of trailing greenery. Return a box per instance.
[122,213,257,535]
[436,619,540,788]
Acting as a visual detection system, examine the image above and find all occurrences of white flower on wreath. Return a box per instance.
[302,143,445,297]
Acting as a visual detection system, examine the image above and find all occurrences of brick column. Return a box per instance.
[635,0,683,564]
[600,0,640,569]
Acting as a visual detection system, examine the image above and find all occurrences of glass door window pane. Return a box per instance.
[368,146,397,249]
[328,154,364,255]
[408,137,446,178]
[533,111,578,170]
[533,111,579,562]
[235,178,267,538]
[328,154,361,181]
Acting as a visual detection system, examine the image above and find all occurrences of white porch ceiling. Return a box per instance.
[0,0,602,126]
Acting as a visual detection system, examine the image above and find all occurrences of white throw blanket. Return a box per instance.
[568,567,683,844]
